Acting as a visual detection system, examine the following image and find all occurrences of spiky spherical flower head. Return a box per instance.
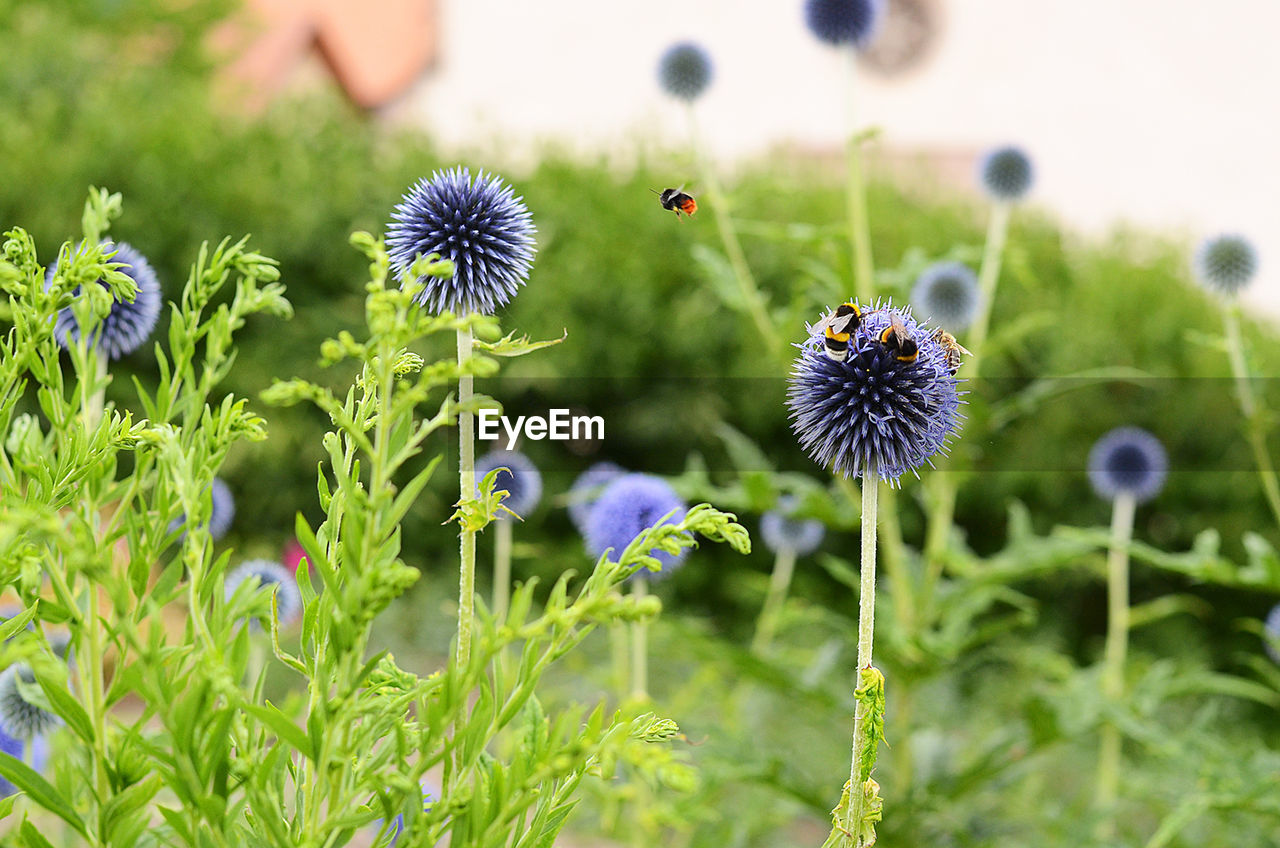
[979,146,1034,202]
[568,461,627,534]
[474,449,543,519]
[0,664,60,739]
[170,477,236,542]
[387,167,536,315]
[0,727,48,797]
[760,496,825,557]
[658,42,713,101]
[585,474,688,578]
[1088,427,1168,503]
[787,302,964,483]
[1195,234,1258,295]
[53,241,162,360]
[225,559,302,627]
[804,0,884,48]
[912,261,981,330]
[1265,603,1280,664]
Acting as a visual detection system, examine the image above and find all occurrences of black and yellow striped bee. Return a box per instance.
[815,302,864,362]
[931,328,972,374]
[877,314,919,363]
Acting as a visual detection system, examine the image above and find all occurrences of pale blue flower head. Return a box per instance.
[585,474,688,578]
[1088,427,1167,503]
[568,461,626,534]
[1195,234,1258,295]
[387,167,536,315]
[170,476,235,542]
[474,450,543,519]
[0,727,49,797]
[0,664,59,739]
[225,559,303,627]
[1264,603,1280,665]
[52,241,162,360]
[787,301,964,483]
[658,42,713,100]
[760,496,825,557]
[912,261,981,330]
[804,0,885,48]
[979,146,1034,201]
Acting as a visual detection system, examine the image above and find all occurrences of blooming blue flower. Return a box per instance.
[1088,427,1168,503]
[0,664,60,739]
[387,167,536,315]
[1195,234,1258,295]
[225,559,303,627]
[978,146,1034,202]
[568,461,627,534]
[911,261,981,330]
[658,42,713,101]
[52,241,162,360]
[1265,603,1280,665]
[787,302,964,482]
[584,474,688,578]
[760,496,825,557]
[474,450,543,519]
[170,476,236,542]
[804,0,884,48]
[0,727,49,797]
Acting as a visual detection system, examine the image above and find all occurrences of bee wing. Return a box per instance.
[955,341,974,356]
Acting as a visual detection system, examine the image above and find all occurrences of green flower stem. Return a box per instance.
[686,105,780,356]
[85,351,109,430]
[844,48,875,303]
[1222,303,1280,529]
[923,200,1011,597]
[457,323,477,669]
[844,466,879,845]
[751,547,797,654]
[630,574,649,700]
[1095,491,1136,836]
[610,622,629,702]
[493,518,513,621]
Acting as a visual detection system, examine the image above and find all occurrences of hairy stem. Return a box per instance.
[752,547,797,654]
[844,48,875,304]
[844,466,879,844]
[493,518,513,622]
[630,575,649,699]
[457,324,476,669]
[1222,303,1280,529]
[1095,491,1136,836]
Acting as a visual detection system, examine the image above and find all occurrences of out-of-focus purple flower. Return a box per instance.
[1088,427,1168,503]
[474,450,543,519]
[225,559,303,627]
[912,261,981,330]
[0,727,49,797]
[170,477,236,542]
[760,496,825,557]
[584,474,688,578]
[0,664,59,739]
[804,0,884,48]
[978,146,1034,202]
[1195,234,1258,295]
[658,42,713,100]
[567,461,627,534]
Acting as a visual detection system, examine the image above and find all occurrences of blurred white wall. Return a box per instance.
[390,0,1280,314]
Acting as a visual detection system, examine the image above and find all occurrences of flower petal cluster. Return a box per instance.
[787,302,964,482]
[1195,234,1257,295]
[584,474,688,578]
[1087,427,1168,503]
[225,559,303,626]
[804,0,884,48]
[170,477,236,542]
[475,449,543,519]
[0,664,60,738]
[387,167,536,315]
[658,42,714,101]
[760,496,825,556]
[568,461,626,533]
[53,241,162,360]
[978,146,1034,202]
[911,261,981,330]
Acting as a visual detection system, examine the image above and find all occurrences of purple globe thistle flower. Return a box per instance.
[1265,603,1280,665]
[567,461,627,534]
[387,167,536,315]
[657,42,713,101]
[912,261,981,330]
[978,146,1034,202]
[585,474,688,578]
[787,302,964,483]
[170,477,236,542]
[0,664,59,739]
[1088,427,1168,503]
[804,0,885,48]
[760,496,826,557]
[1195,234,1258,295]
[52,241,162,360]
[225,559,303,627]
[474,449,543,519]
[0,727,49,797]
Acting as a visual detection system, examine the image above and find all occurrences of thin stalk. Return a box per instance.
[686,105,780,355]
[630,575,649,699]
[843,48,874,303]
[1095,491,1136,836]
[456,324,477,669]
[844,466,879,845]
[492,519,513,622]
[609,623,629,703]
[751,548,797,654]
[1222,303,1280,528]
[86,352,109,430]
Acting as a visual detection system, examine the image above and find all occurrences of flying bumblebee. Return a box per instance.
[653,186,698,218]
[814,302,865,362]
[931,328,972,374]
[877,315,919,363]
